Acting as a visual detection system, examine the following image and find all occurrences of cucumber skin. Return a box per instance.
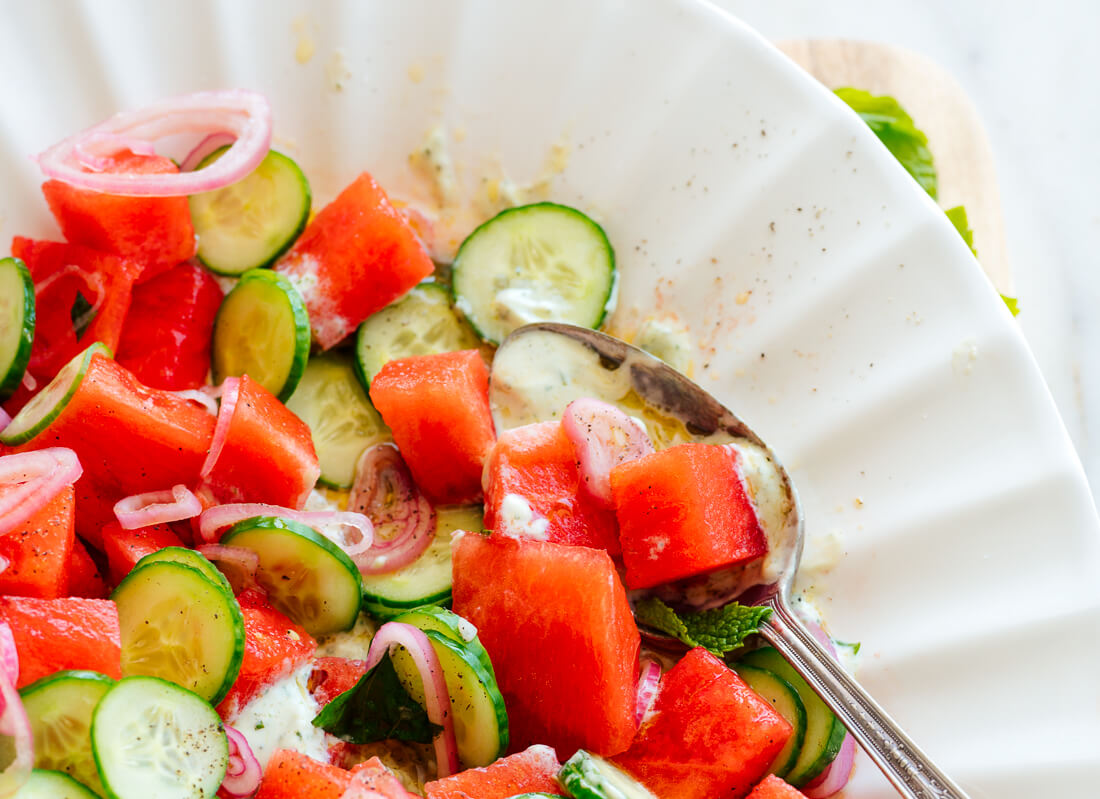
[19,669,115,698]
[0,257,35,402]
[450,202,617,345]
[732,664,807,779]
[16,769,101,799]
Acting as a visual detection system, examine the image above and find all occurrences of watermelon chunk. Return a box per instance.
[349,757,421,799]
[309,656,369,707]
[255,749,349,799]
[747,775,809,799]
[0,486,75,599]
[41,150,196,282]
[14,351,215,546]
[216,598,317,718]
[66,538,108,598]
[424,744,565,799]
[275,171,434,350]
[369,350,495,505]
[483,421,620,554]
[100,521,184,586]
[205,374,320,510]
[611,647,792,799]
[0,596,121,688]
[609,443,768,589]
[452,533,638,757]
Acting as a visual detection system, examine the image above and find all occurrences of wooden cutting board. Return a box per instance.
[777,39,1013,293]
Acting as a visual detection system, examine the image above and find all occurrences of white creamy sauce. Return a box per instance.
[231,665,331,770]
[497,493,550,540]
[633,318,693,375]
[492,286,578,331]
[730,441,796,585]
[316,613,377,659]
[409,125,458,207]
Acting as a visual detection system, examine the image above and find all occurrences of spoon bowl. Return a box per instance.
[489,322,969,799]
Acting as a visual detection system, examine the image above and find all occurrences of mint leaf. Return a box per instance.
[312,654,441,744]
[835,88,938,199]
[634,598,770,657]
[945,205,977,256]
[70,291,96,338]
[1001,295,1020,316]
[835,639,862,656]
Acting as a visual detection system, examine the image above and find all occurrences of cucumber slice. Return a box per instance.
[0,257,34,402]
[392,604,494,677]
[733,664,807,779]
[91,676,227,799]
[19,670,115,794]
[211,268,310,401]
[360,504,481,620]
[0,342,109,446]
[221,516,362,636]
[739,647,846,787]
[558,750,657,799]
[190,147,311,276]
[451,202,617,345]
[390,629,508,768]
[354,282,480,387]
[134,546,233,592]
[284,351,391,488]
[112,561,245,705]
[14,770,100,799]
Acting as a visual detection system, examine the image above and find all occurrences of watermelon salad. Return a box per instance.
[0,90,856,799]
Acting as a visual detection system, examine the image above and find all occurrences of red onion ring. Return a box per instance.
[220,725,262,798]
[0,624,18,686]
[200,377,240,480]
[0,448,83,537]
[37,89,272,196]
[179,132,238,173]
[348,444,435,575]
[73,132,157,172]
[0,630,31,796]
[113,484,203,529]
[0,409,10,433]
[364,623,459,778]
[562,397,655,507]
[196,544,264,596]
[167,389,219,416]
[802,731,856,798]
[634,659,662,725]
[197,503,373,559]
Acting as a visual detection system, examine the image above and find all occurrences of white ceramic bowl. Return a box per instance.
[2,0,1098,795]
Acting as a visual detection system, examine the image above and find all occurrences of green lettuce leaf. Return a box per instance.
[312,654,441,744]
[634,597,770,657]
[945,205,976,256]
[1001,295,1020,316]
[835,88,938,199]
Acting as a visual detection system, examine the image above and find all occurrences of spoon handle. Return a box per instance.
[760,597,969,799]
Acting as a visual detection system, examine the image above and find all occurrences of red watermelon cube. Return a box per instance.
[747,775,809,798]
[612,647,792,799]
[483,421,620,554]
[0,597,121,688]
[255,750,349,799]
[0,486,75,599]
[100,521,184,586]
[425,744,565,799]
[610,443,767,589]
[452,532,639,757]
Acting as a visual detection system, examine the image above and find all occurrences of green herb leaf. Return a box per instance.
[1001,295,1020,316]
[835,88,938,199]
[944,205,977,256]
[70,292,96,338]
[634,597,770,657]
[312,654,441,744]
[834,639,862,656]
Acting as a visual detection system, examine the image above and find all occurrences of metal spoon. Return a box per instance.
[489,322,969,799]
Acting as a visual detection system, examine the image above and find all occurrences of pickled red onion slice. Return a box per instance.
[0,624,18,687]
[562,397,654,506]
[74,133,157,172]
[197,503,374,560]
[348,444,436,575]
[0,409,9,433]
[37,89,271,196]
[0,448,83,537]
[200,377,241,480]
[634,659,662,725]
[0,628,31,797]
[220,725,262,798]
[179,132,238,173]
[803,732,856,798]
[365,622,459,779]
[113,484,203,529]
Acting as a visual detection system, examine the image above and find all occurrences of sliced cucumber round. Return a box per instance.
[451,202,617,345]
[190,147,311,276]
[221,516,362,636]
[360,504,481,620]
[733,664,807,779]
[14,770,100,799]
[558,750,657,799]
[0,257,34,402]
[739,647,846,787]
[134,546,233,593]
[211,268,310,401]
[0,342,109,446]
[392,603,495,680]
[284,351,391,488]
[112,561,245,706]
[91,676,227,799]
[354,282,480,387]
[19,670,115,795]
[390,629,508,768]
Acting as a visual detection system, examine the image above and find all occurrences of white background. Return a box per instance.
[716,0,1100,499]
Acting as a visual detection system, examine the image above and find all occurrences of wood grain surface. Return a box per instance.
[777,39,1012,292]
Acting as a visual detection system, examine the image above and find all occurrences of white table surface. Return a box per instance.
[715,0,1100,501]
